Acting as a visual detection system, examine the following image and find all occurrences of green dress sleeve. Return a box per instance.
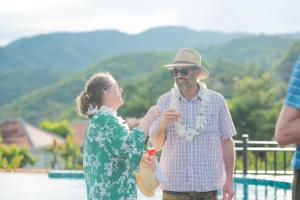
[91,113,145,168]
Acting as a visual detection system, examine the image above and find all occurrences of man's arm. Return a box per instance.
[275,105,300,146]
[221,137,235,200]
[221,137,235,181]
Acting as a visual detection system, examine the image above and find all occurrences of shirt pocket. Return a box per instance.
[204,114,218,132]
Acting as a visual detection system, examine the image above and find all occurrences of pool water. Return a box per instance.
[234,182,291,200]
[0,173,291,200]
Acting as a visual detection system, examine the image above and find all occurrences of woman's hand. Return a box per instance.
[141,153,156,169]
[144,105,160,123]
[139,106,160,136]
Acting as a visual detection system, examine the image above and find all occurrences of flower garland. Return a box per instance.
[87,105,129,131]
[169,81,209,141]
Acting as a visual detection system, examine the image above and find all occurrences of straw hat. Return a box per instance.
[135,159,159,197]
[163,48,209,80]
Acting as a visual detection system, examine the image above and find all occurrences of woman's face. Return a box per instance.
[103,78,124,110]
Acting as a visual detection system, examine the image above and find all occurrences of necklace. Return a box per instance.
[87,105,129,131]
[169,81,209,141]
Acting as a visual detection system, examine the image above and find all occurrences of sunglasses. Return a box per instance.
[171,67,199,77]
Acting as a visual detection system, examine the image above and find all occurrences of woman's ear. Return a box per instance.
[103,90,112,99]
[103,90,108,96]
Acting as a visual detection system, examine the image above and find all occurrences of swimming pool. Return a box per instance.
[0,172,292,200]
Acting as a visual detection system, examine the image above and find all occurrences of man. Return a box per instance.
[150,48,236,200]
[275,55,300,200]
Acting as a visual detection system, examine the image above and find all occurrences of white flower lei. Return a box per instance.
[169,81,209,141]
[87,105,129,131]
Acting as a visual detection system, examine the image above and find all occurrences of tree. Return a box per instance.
[228,73,285,140]
[39,120,73,138]
[0,138,36,170]
[45,140,60,169]
[60,135,82,170]
[45,135,82,170]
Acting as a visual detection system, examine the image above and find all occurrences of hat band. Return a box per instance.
[173,61,199,65]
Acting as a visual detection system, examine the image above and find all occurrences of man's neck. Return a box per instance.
[180,84,199,101]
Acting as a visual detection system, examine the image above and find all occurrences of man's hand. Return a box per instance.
[222,179,234,200]
[160,108,181,129]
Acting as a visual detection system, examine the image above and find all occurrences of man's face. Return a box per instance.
[172,67,200,89]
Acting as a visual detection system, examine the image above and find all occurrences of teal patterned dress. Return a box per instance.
[83,106,145,200]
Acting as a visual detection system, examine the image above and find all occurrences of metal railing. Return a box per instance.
[234,134,295,175]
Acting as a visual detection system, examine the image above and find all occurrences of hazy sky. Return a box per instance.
[1,0,300,46]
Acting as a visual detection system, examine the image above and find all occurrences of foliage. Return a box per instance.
[0,139,36,170]
[119,67,173,117]
[228,73,286,140]
[0,68,67,106]
[0,27,247,108]
[60,135,82,169]
[0,36,300,143]
[202,35,294,70]
[45,140,61,169]
[39,120,73,138]
[235,151,294,172]
[45,135,82,170]
[272,40,300,83]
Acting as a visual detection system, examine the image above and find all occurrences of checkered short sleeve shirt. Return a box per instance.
[149,88,236,192]
[285,55,300,169]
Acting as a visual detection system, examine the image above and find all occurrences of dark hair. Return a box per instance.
[76,72,114,118]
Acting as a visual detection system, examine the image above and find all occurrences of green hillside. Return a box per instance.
[1,31,300,141]
[0,68,68,106]
[0,52,173,123]
[202,35,295,68]
[1,36,298,126]
[272,40,300,83]
[2,26,247,71]
[0,31,295,107]
[0,26,250,107]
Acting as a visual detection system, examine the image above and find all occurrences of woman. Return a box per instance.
[76,72,159,200]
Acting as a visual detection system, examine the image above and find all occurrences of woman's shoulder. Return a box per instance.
[89,105,117,121]
[91,111,118,124]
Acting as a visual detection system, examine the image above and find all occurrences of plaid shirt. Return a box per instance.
[149,88,236,192]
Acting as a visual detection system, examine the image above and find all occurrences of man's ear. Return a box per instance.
[195,69,202,77]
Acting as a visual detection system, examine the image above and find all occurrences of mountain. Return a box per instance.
[1,26,248,72]
[0,68,67,107]
[1,37,299,124]
[0,52,173,123]
[201,34,295,68]
[0,26,249,106]
[133,26,247,50]
[1,27,300,123]
[272,40,300,83]
[4,30,129,71]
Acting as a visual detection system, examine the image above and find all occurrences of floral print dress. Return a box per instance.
[83,106,145,200]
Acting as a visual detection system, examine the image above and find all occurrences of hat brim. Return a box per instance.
[163,64,209,80]
[135,160,159,197]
